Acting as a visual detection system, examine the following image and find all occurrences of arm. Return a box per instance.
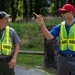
[34,13,54,40]
[12,43,19,59]
[8,43,19,69]
[8,27,20,69]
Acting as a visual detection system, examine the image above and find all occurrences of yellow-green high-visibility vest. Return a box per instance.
[59,21,75,51]
[0,26,12,55]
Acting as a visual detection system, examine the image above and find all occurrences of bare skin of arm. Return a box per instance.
[8,43,19,69]
[34,13,54,40]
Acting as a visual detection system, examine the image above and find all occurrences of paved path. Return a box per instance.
[15,66,46,75]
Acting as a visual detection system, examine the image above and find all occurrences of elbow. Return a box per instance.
[45,36,54,40]
[45,37,51,40]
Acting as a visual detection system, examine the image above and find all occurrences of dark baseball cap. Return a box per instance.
[0,11,10,19]
[57,4,75,13]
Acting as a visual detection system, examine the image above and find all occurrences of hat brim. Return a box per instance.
[57,8,69,13]
[5,14,10,18]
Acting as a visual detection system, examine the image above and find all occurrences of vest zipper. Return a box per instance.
[67,26,70,50]
[67,33,69,50]
[1,39,3,54]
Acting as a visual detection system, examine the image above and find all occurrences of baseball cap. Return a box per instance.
[57,4,75,13]
[0,11,10,19]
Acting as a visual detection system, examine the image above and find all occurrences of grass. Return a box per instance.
[9,22,44,50]
[8,21,45,69]
[8,18,62,75]
[17,54,44,69]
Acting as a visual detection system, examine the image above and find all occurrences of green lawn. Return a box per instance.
[17,54,44,69]
[8,18,62,75]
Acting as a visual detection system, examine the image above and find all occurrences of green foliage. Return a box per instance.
[44,18,62,26]
[49,3,56,13]
[8,22,44,50]
[44,0,51,7]
[8,18,62,71]
[1,0,75,21]
[5,0,11,12]
[8,18,62,50]
[17,54,44,68]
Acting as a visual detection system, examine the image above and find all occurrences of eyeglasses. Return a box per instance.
[60,11,70,14]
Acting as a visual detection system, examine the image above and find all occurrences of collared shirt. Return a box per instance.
[50,21,75,55]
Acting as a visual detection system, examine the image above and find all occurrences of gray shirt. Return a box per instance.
[0,26,20,58]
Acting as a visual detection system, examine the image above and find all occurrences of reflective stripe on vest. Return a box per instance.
[0,26,12,55]
[59,22,75,51]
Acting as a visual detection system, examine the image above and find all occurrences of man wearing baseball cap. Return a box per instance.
[0,11,20,75]
[0,11,10,19]
[58,4,75,13]
[34,4,75,75]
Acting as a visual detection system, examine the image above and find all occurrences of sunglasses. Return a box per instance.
[60,11,70,14]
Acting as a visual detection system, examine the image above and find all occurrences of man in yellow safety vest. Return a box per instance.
[34,4,75,75]
[0,11,20,75]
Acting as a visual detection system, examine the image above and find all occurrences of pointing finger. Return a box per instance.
[33,12,39,17]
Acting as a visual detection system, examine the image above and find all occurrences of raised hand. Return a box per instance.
[33,13,45,26]
[33,12,54,40]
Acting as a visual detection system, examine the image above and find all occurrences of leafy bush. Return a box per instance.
[8,18,62,50]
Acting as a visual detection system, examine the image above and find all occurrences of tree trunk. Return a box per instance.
[44,26,58,70]
[68,0,73,4]
[23,0,28,22]
[56,0,59,16]
[34,0,41,15]
[29,0,32,20]
[0,0,6,11]
[11,0,16,22]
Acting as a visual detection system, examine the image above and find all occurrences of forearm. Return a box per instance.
[34,13,54,40]
[12,44,19,59]
[8,44,19,68]
[40,23,54,40]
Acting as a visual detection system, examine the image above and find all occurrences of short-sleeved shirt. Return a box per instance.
[0,26,20,58]
[50,21,75,55]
